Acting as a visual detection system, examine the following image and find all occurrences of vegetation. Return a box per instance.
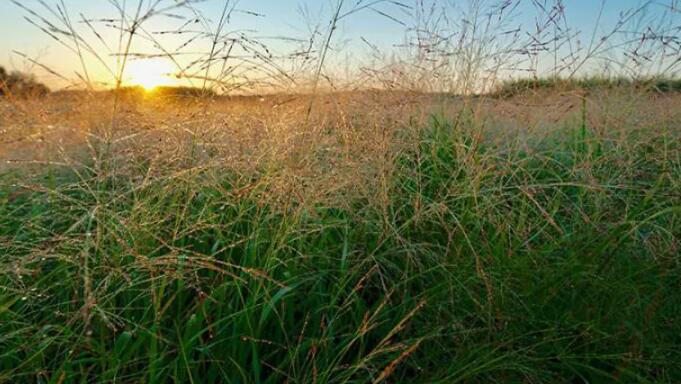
[150,86,218,99]
[1,0,680,382]
[493,76,681,98]
[1,105,679,382]
[0,66,50,97]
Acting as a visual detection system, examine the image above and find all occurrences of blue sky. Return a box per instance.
[0,0,677,88]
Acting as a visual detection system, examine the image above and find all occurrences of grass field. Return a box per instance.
[1,88,679,382]
[2,0,681,382]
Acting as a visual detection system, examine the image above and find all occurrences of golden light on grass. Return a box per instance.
[124,58,177,90]
[3,1,681,382]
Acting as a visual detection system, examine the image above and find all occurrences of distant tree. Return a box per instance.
[0,66,6,96]
[0,66,50,97]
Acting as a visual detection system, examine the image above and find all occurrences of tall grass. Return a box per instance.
[1,99,679,381]
[1,0,680,382]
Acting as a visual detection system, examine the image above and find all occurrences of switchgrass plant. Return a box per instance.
[1,95,679,382]
[1,0,681,383]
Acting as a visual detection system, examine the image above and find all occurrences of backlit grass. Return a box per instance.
[1,108,679,382]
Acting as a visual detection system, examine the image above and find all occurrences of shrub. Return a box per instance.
[0,66,50,97]
[493,76,681,98]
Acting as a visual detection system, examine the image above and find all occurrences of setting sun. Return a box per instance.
[124,58,177,90]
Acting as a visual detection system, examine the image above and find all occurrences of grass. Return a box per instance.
[1,103,679,382]
[2,0,680,381]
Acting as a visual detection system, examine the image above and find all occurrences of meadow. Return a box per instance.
[1,0,681,382]
[1,84,679,383]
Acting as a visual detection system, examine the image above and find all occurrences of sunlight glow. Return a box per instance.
[124,59,177,90]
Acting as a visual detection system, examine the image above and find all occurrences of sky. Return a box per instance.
[0,0,678,90]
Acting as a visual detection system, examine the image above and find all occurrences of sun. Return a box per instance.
[124,58,178,90]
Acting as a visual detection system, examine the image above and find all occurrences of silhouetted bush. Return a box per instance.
[0,66,50,97]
